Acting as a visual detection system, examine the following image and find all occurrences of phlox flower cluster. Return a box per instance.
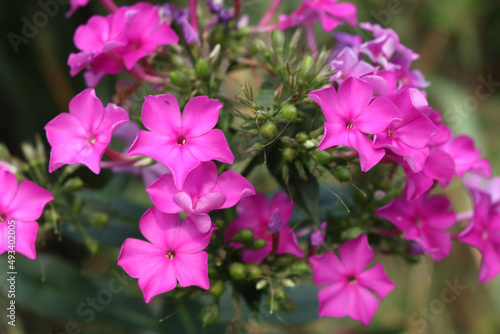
[14,0,497,329]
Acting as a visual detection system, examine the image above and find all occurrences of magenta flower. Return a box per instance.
[224,192,303,263]
[128,94,234,189]
[147,161,255,233]
[329,47,374,84]
[45,88,129,174]
[440,135,492,179]
[114,2,179,70]
[309,77,401,171]
[309,234,395,325]
[465,176,500,205]
[376,193,456,261]
[459,190,500,282]
[374,88,437,172]
[0,168,53,259]
[117,207,212,303]
[279,0,357,32]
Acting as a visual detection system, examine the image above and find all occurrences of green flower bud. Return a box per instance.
[313,150,331,164]
[333,166,351,182]
[245,263,262,279]
[234,228,254,244]
[300,55,314,79]
[261,122,278,139]
[253,238,267,250]
[295,132,308,143]
[281,104,297,121]
[273,254,295,267]
[169,71,188,87]
[90,212,109,228]
[195,59,211,79]
[273,286,286,300]
[271,29,285,52]
[290,260,311,275]
[208,280,225,298]
[282,148,295,162]
[229,263,246,281]
[86,238,99,255]
[62,177,84,191]
[199,303,219,327]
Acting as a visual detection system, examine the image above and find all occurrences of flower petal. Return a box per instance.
[0,168,18,209]
[356,96,401,134]
[142,94,182,134]
[277,225,304,258]
[308,86,346,123]
[356,263,395,300]
[172,252,210,289]
[338,234,374,275]
[173,217,212,253]
[147,174,184,214]
[186,129,234,164]
[68,88,105,133]
[214,171,255,209]
[309,251,344,286]
[7,180,53,221]
[337,77,373,119]
[270,192,294,223]
[10,221,39,259]
[182,96,223,137]
[139,207,180,249]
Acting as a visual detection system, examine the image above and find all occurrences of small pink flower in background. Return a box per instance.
[224,192,303,263]
[459,189,500,282]
[147,161,255,233]
[66,0,91,17]
[117,207,212,303]
[309,234,395,325]
[374,88,437,173]
[45,88,129,174]
[0,168,53,259]
[279,0,357,32]
[440,135,492,179]
[376,193,456,261]
[128,94,234,189]
[114,2,179,70]
[329,47,374,84]
[465,175,500,206]
[309,77,401,171]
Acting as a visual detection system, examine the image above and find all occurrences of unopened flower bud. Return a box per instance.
[282,148,295,162]
[199,303,218,327]
[195,59,211,79]
[281,104,297,121]
[253,238,267,250]
[333,166,351,182]
[208,280,225,297]
[261,122,278,139]
[245,263,262,279]
[229,263,246,281]
[267,209,283,233]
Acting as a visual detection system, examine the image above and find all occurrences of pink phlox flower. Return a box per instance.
[278,0,357,32]
[0,168,53,259]
[439,135,492,179]
[374,88,437,172]
[331,32,362,57]
[114,2,179,70]
[309,234,395,325]
[112,120,170,186]
[159,4,198,43]
[464,176,500,206]
[68,3,179,82]
[360,22,419,72]
[66,0,91,17]
[376,193,456,261]
[45,88,129,174]
[68,13,128,77]
[459,189,500,282]
[329,47,375,84]
[309,77,401,171]
[117,208,212,302]
[128,94,234,189]
[392,54,430,90]
[147,161,255,233]
[224,192,304,263]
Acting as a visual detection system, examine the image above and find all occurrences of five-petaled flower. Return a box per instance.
[147,161,255,233]
[0,168,53,259]
[224,192,303,263]
[45,88,129,174]
[309,77,401,171]
[128,94,234,189]
[309,234,395,325]
[117,207,212,303]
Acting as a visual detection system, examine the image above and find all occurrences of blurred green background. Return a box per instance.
[1,0,500,333]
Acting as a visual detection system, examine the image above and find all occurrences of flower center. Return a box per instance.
[176,135,187,146]
[345,119,354,130]
[88,134,96,145]
[387,129,393,137]
[0,212,6,222]
[165,250,176,260]
[347,275,357,284]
